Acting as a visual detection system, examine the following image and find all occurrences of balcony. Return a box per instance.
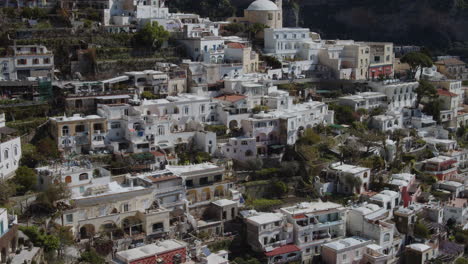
[295,219,344,231]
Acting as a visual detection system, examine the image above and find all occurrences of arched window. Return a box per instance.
[363,172,368,178]
[79,173,89,181]
[14,146,18,156]
[4,149,8,159]
[62,125,69,136]
[65,176,72,184]
[383,233,390,242]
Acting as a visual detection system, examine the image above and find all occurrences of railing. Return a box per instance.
[154,186,184,194]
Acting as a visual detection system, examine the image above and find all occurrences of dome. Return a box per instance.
[247,0,279,11]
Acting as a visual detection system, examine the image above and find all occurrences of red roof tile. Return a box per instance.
[265,245,301,257]
[292,214,306,219]
[151,151,166,157]
[227,42,246,49]
[437,89,458,97]
[214,94,247,103]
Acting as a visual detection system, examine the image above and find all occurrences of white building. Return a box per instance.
[338,92,387,111]
[443,198,468,225]
[324,163,371,195]
[347,204,400,257]
[245,212,293,252]
[280,201,347,263]
[0,45,54,81]
[369,80,418,110]
[36,162,111,197]
[0,113,21,180]
[321,237,388,264]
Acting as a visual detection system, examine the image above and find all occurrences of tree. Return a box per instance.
[36,181,71,210]
[13,166,37,194]
[246,23,268,39]
[50,225,74,256]
[400,52,433,80]
[413,221,430,239]
[79,249,106,264]
[133,22,170,50]
[272,181,288,197]
[20,143,45,168]
[36,137,61,160]
[297,128,321,145]
[415,80,438,107]
[422,99,441,123]
[0,179,16,205]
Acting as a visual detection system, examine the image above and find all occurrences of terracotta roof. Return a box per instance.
[226,42,246,49]
[265,245,301,257]
[437,89,458,97]
[151,151,166,157]
[214,94,247,103]
[292,214,306,219]
[435,58,466,66]
[146,174,179,183]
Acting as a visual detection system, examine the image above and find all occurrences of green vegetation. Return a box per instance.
[13,166,37,195]
[261,55,282,69]
[19,226,60,252]
[400,52,433,79]
[133,22,170,50]
[208,239,232,252]
[252,105,269,114]
[328,104,357,125]
[205,125,227,136]
[247,198,283,211]
[413,221,430,239]
[79,249,106,264]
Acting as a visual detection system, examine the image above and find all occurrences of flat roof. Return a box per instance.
[116,240,186,262]
[247,212,283,225]
[323,237,369,251]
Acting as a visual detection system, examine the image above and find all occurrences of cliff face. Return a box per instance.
[284,0,468,51]
[169,0,468,53]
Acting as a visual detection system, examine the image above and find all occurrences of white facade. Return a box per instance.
[245,212,293,252]
[280,201,347,262]
[0,45,54,81]
[338,92,387,111]
[36,163,111,197]
[0,114,21,180]
[369,80,418,110]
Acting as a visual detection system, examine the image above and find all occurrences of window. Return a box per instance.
[111,122,120,129]
[241,141,248,145]
[65,176,72,183]
[383,233,390,242]
[32,58,39,65]
[152,222,164,232]
[355,250,360,257]
[123,203,129,212]
[343,254,347,260]
[80,186,85,193]
[62,125,69,136]
[3,149,8,159]
[93,123,103,131]
[158,125,165,135]
[200,105,205,113]
[14,146,18,156]
[75,124,85,133]
[66,214,73,223]
[184,106,189,115]
[268,13,273,20]
[17,59,27,65]
[79,173,89,181]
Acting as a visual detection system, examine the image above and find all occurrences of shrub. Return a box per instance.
[248,198,282,211]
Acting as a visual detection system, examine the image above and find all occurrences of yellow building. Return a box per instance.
[228,0,283,38]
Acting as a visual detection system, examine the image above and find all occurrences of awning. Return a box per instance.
[101,76,129,84]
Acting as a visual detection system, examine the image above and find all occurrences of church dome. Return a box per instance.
[247,0,279,11]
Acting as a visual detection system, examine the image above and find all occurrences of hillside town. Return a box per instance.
[1,0,468,264]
